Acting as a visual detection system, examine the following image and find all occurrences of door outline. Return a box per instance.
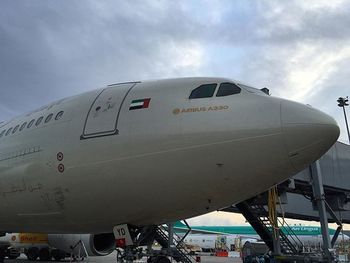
[80,82,139,140]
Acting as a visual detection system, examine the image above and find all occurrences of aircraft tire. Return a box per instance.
[27,247,39,261]
[39,248,51,261]
[156,256,171,263]
[52,249,65,261]
[0,247,5,263]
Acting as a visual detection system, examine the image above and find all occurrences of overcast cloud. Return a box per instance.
[1,0,350,225]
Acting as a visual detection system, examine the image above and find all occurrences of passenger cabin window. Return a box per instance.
[6,128,12,136]
[45,113,53,123]
[216,83,241,97]
[27,119,35,129]
[20,122,27,131]
[35,117,43,126]
[55,111,64,120]
[189,84,217,99]
[12,125,19,134]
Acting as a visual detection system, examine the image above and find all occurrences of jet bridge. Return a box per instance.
[222,141,350,262]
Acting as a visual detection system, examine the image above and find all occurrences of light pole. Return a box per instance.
[337,97,350,144]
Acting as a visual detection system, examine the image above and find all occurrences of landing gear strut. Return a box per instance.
[147,255,171,263]
[0,247,5,263]
[116,245,171,263]
[114,224,156,263]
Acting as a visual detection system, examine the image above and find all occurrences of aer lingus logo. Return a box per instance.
[129,98,151,110]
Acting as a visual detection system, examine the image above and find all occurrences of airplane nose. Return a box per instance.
[281,100,340,171]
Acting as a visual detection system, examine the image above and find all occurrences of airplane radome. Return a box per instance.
[0,77,339,233]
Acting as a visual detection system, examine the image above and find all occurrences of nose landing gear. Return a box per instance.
[113,223,193,263]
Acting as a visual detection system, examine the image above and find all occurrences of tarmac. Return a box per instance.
[4,251,243,263]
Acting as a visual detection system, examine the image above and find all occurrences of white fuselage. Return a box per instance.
[0,77,339,233]
[183,233,350,250]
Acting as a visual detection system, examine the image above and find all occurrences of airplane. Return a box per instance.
[173,222,349,251]
[0,77,339,262]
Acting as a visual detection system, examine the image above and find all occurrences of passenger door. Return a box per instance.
[81,82,137,139]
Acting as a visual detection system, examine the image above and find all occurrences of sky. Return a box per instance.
[1,1,350,227]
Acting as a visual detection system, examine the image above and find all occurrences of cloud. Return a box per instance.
[199,0,350,142]
[253,0,350,43]
[239,41,350,103]
[188,211,248,226]
[0,1,207,121]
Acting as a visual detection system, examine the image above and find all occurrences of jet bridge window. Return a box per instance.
[216,83,241,97]
[189,84,217,99]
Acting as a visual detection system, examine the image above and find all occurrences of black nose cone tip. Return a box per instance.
[281,101,340,171]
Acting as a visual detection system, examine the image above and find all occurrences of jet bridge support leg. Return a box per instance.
[167,222,174,249]
[269,188,281,256]
[310,161,333,262]
[325,202,343,248]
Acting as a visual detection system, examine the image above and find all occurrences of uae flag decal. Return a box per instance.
[129,98,151,110]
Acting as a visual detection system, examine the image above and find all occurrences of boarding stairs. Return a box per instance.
[154,226,195,263]
[236,200,304,255]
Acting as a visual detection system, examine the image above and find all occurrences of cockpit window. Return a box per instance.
[189,84,217,99]
[216,83,241,97]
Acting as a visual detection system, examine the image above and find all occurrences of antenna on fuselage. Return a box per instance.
[261,87,270,95]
